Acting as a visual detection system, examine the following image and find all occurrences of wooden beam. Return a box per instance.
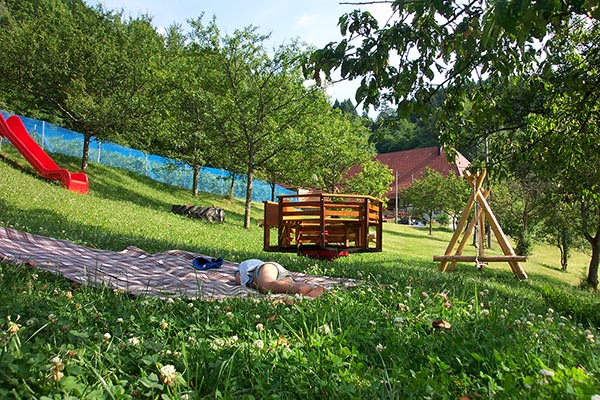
[434,255,527,262]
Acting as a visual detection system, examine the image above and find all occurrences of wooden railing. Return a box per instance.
[263,193,383,254]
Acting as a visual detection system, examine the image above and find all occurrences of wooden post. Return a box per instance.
[319,195,326,248]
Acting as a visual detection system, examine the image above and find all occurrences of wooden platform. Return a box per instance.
[263,193,383,258]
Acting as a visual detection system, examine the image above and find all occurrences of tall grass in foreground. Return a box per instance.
[1,149,599,399]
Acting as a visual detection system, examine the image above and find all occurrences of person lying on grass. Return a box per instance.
[235,259,326,298]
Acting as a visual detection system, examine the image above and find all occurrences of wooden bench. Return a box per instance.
[263,193,383,258]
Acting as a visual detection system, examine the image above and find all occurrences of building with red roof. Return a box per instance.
[376,146,470,201]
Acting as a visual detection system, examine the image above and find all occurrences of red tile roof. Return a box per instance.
[365,146,470,199]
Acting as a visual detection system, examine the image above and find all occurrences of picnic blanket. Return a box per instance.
[0,226,356,300]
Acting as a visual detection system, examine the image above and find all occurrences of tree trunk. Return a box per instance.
[244,167,254,229]
[586,226,600,289]
[81,134,91,172]
[227,172,236,199]
[428,210,433,235]
[558,234,569,271]
[192,164,199,198]
[270,182,276,202]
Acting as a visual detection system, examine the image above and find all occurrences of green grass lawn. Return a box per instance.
[1,148,599,399]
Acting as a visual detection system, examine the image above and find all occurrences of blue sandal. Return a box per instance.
[193,257,224,270]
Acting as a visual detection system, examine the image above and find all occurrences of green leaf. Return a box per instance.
[60,376,84,395]
[68,329,89,339]
[139,373,163,390]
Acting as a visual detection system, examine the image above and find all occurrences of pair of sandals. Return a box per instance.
[192,256,223,271]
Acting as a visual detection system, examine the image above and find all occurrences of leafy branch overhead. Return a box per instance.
[307,0,599,113]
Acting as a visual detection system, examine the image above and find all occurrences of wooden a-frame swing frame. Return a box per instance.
[434,168,528,279]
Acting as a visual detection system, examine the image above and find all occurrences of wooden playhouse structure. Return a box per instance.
[263,193,383,260]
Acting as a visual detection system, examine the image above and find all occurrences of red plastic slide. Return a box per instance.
[0,114,88,194]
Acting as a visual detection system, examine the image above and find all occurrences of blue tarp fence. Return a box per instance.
[0,110,294,202]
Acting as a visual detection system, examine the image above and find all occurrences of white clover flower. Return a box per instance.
[231,335,239,342]
[160,364,177,385]
[166,298,174,304]
[51,370,64,382]
[254,339,265,350]
[7,321,20,335]
[369,320,377,326]
[320,323,331,335]
[128,337,140,346]
[188,336,197,344]
[188,302,194,308]
[481,309,490,318]
[587,334,595,343]
[545,317,553,324]
[225,312,234,320]
[256,323,264,332]
[50,356,65,382]
[116,318,124,324]
[50,356,63,367]
[539,369,555,377]
[547,308,554,314]
[591,394,600,400]
[376,343,385,352]
[103,332,111,341]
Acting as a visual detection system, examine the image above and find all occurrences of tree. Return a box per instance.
[192,21,323,228]
[343,159,394,203]
[154,21,223,198]
[333,98,359,118]
[0,0,165,171]
[400,167,467,235]
[294,108,375,193]
[308,1,600,287]
[539,197,583,271]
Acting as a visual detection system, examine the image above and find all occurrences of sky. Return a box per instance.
[83,0,393,116]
